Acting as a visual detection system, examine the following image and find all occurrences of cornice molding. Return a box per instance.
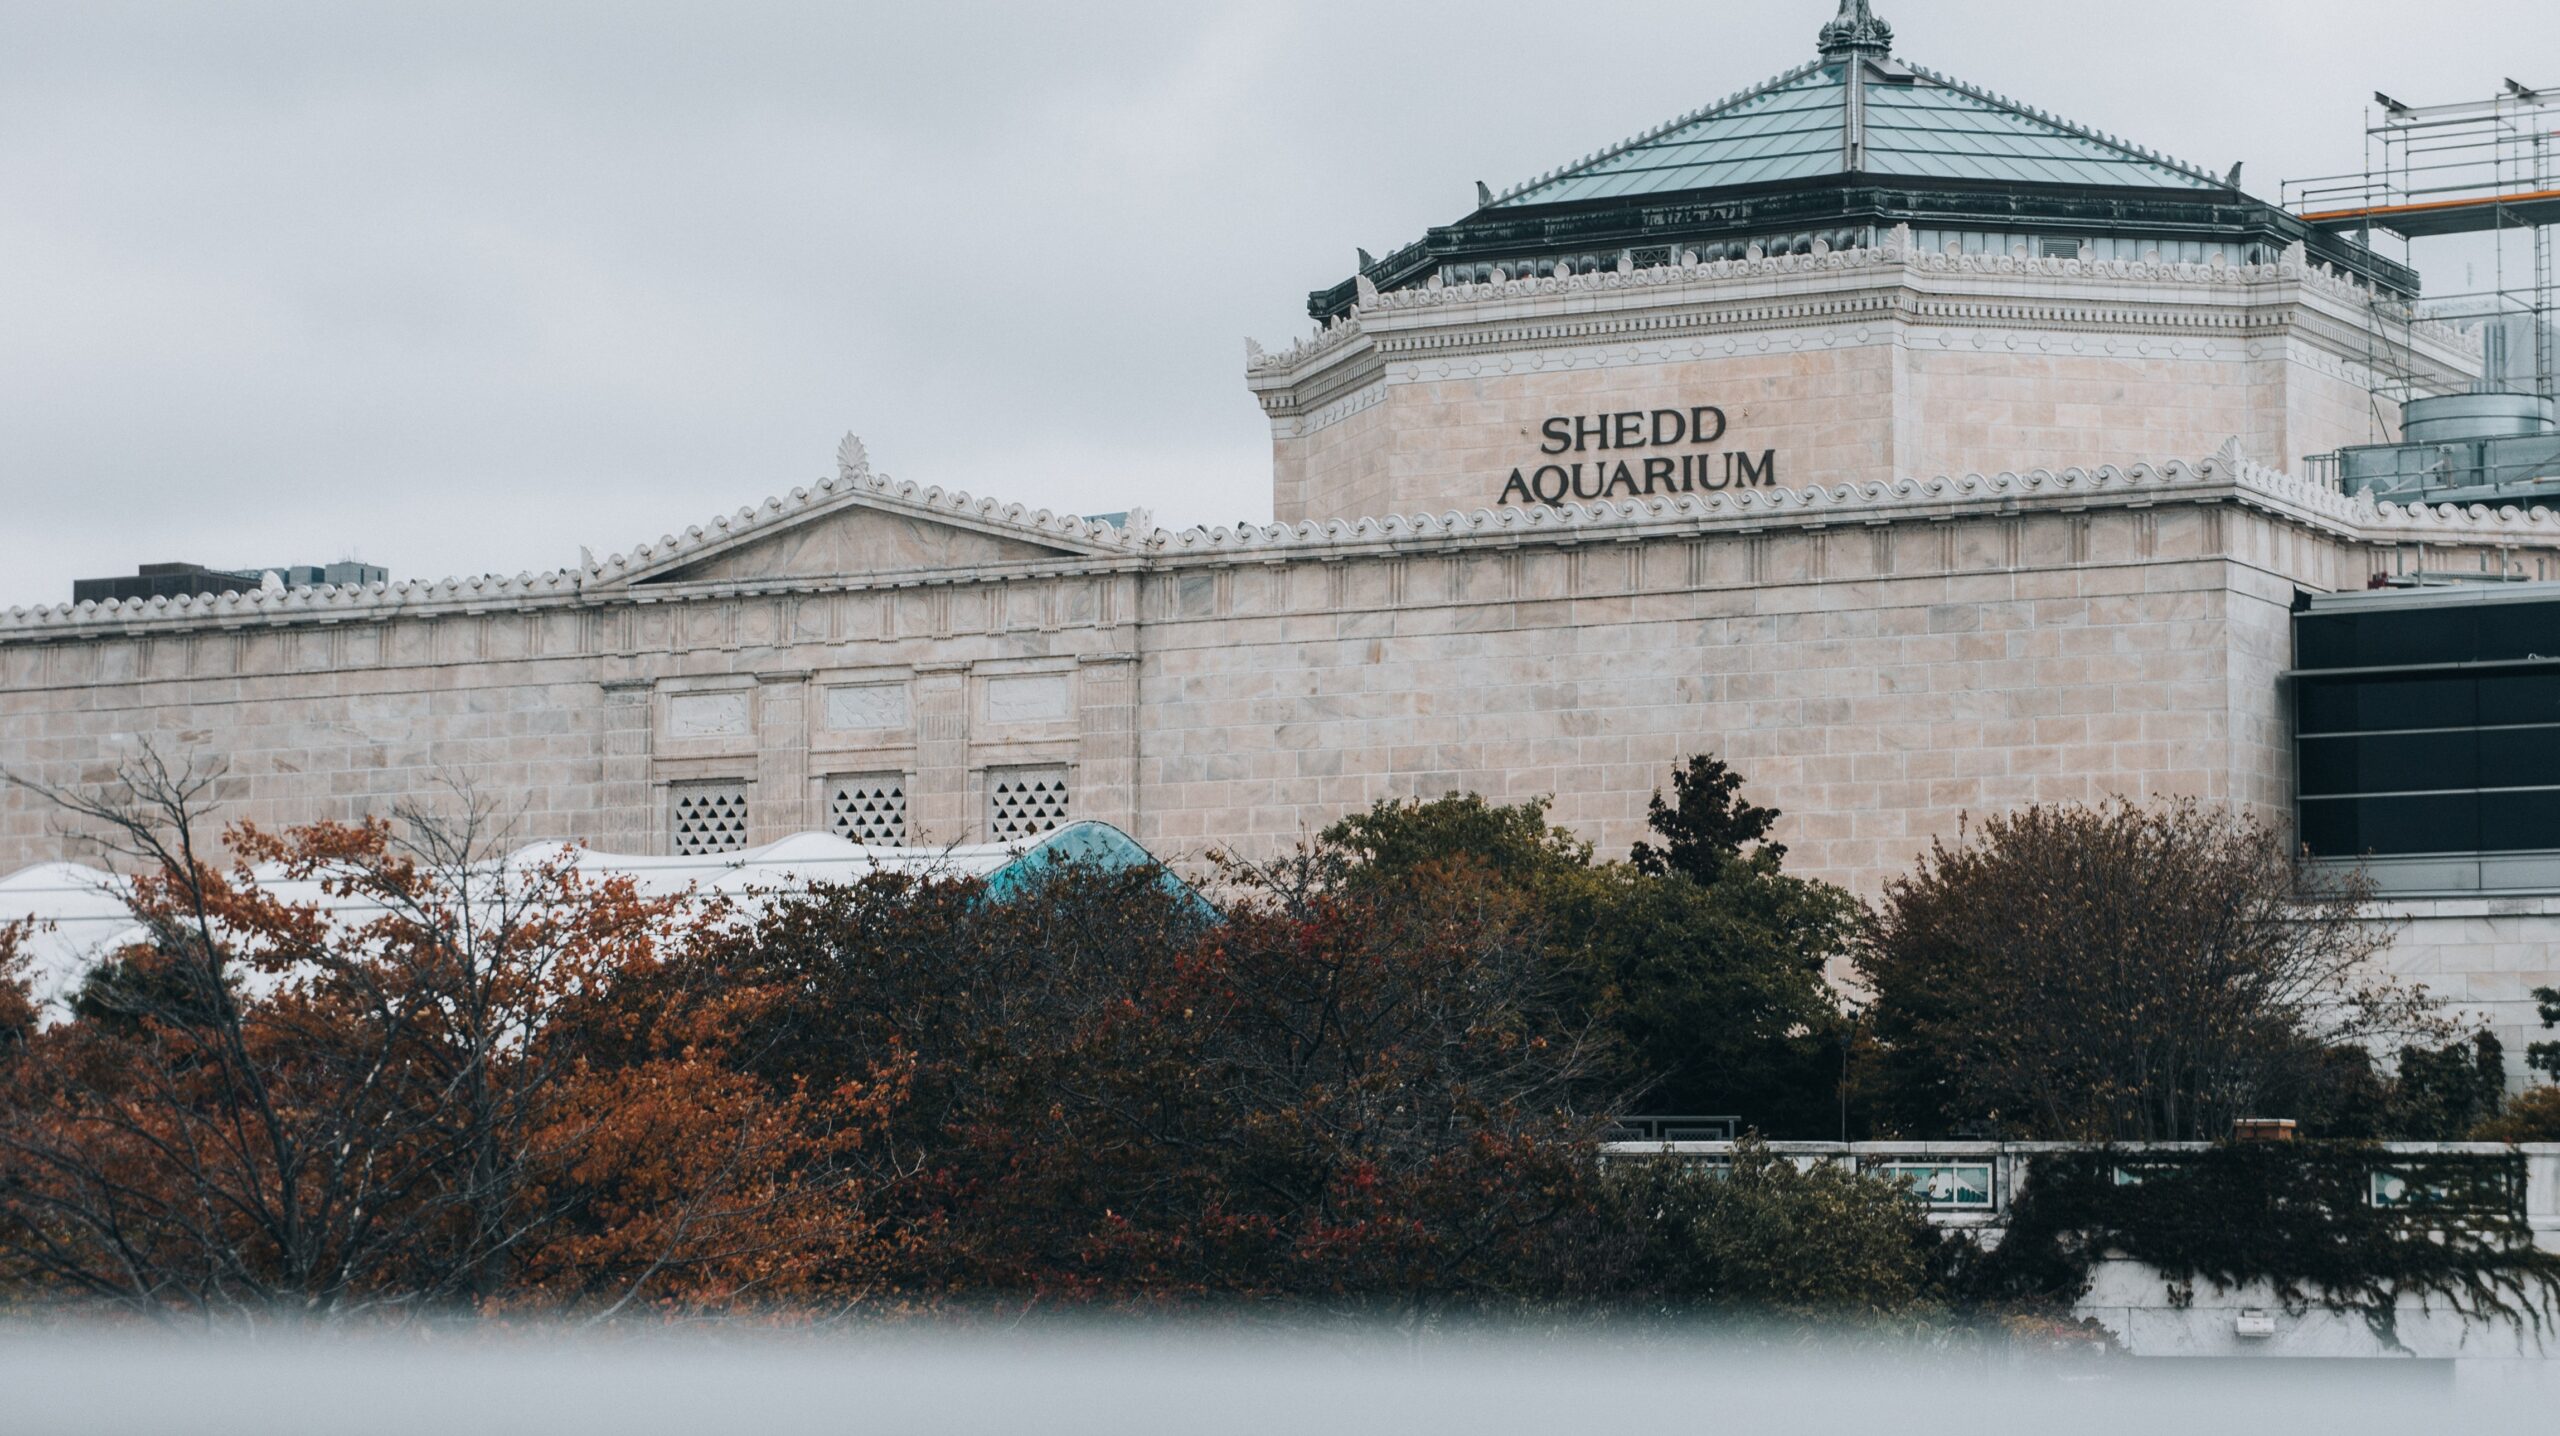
[1246,236,2479,391]
[15,449,2559,646]
[1148,446,2334,563]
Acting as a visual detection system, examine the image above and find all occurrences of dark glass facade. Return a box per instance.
[2295,595,2560,860]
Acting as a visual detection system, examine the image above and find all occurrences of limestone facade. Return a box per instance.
[9,447,2560,1063]
[1248,239,2479,525]
[0,449,2547,879]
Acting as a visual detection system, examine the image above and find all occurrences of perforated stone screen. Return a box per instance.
[828,775,909,846]
[987,767,1071,842]
[670,783,750,856]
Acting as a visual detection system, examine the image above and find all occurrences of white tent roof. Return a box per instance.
[0,830,1082,1021]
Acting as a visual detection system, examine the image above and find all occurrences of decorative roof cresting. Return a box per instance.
[1817,0,1893,59]
[1246,232,2473,380]
[11,447,2560,642]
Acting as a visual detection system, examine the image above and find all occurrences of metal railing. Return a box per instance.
[1607,1115,1742,1144]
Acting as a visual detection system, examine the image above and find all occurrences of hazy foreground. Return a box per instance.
[0,1322,2551,1436]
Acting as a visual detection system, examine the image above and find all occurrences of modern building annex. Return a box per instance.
[6,3,2560,1072]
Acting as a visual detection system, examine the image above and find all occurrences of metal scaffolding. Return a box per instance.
[2287,81,2560,439]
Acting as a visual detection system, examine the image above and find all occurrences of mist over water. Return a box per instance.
[0,1320,2543,1436]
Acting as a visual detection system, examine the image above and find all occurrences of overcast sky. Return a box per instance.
[4,0,2556,605]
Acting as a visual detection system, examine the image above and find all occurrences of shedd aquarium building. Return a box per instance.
[7,4,2560,1072]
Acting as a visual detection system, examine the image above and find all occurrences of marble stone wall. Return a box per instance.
[1129,507,2274,894]
[5,467,2555,1066]
[2384,901,2560,1087]
[0,498,2396,896]
[1251,247,2478,526]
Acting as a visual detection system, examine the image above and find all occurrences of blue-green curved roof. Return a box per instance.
[983,820,1214,917]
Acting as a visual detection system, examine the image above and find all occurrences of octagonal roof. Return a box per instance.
[1486,4,2226,211]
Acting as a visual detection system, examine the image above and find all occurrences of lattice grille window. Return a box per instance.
[987,767,1071,842]
[828,775,910,846]
[670,783,751,857]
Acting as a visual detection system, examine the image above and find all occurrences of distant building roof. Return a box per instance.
[0,821,1198,1022]
[71,561,387,606]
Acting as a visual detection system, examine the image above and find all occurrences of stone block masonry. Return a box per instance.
[3,448,2550,888]
[1249,239,2480,527]
[5,449,2559,1065]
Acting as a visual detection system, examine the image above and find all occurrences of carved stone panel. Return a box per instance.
[823,682,911,732]
[668,691,751,740]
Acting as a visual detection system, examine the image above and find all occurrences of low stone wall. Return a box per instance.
[1610,1140,2560,1360]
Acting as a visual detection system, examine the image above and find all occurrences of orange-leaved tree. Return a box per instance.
[682,830,1620,1315]
[0,751,901,1320]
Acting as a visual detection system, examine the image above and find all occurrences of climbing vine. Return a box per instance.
[1954,1145,2560,1346]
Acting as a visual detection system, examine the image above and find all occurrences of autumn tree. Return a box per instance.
[1321,782,1858,1134]
[676,838,1616,1313]
[663,855,1222,1300]
[1858,798,2443,1142]
[0,751,899,1319]
[0,921,32,1053]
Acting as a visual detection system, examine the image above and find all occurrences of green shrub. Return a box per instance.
[2474,1086,2560,1144]
[1597,1138,1938,1319]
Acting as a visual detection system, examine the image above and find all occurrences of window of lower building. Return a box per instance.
[2297,793,2480,858]
[2294,594,2560,861]
[2371,1162,2522,1215]
[987,766,1071,842]
[827,774,910,846]
[670,782,750,857]
[1868,1160,1997,1211]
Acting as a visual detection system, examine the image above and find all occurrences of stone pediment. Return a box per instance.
[595,438,1140,590]
[622,500,1083,587]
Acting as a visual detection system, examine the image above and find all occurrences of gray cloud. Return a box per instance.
[3,0,2553,604]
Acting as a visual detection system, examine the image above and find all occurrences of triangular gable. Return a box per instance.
[589,466,1136,590]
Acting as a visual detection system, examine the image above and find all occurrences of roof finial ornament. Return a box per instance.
[1817,0,1894,60]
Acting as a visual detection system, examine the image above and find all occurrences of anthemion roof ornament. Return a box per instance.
[1817,0,1894,60]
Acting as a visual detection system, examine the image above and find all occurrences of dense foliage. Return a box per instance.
[1321,782,1861,1134]
[668,846,1610,1311]
[1957,1145,2560,1345]
[0,755,1880,1320]
[2475,991,2560,1142]
[1,757,2542,1332]
[0,759,894,1318]
[1593,1139,1937,1320]
[1857,799,2444,1142]
[2384,1032,2510,1141]
[2475,1087,2560,1143]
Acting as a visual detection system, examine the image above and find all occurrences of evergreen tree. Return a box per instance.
[1630,754,1783,884]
